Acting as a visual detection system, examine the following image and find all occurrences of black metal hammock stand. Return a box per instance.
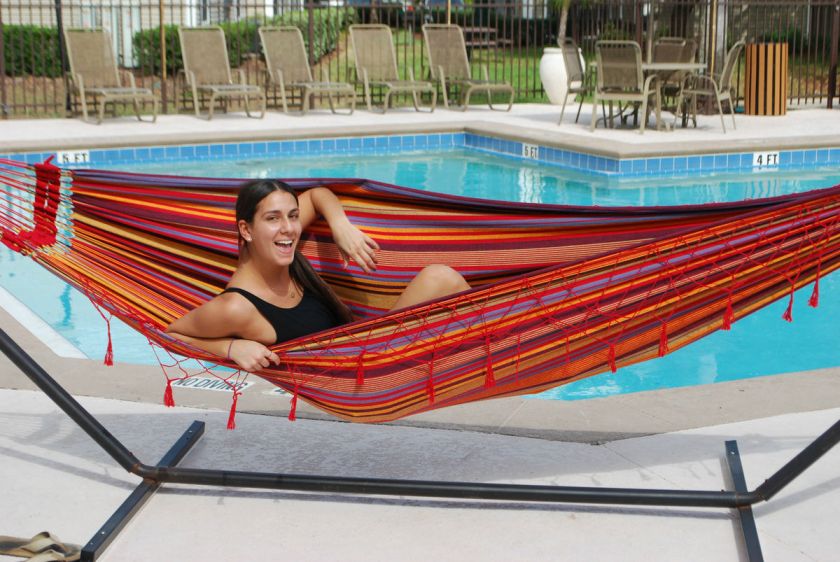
[2,327,838,562]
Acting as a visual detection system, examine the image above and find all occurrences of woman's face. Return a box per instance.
[239,190,301,267]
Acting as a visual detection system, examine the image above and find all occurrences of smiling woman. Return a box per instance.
[166,179,469,372]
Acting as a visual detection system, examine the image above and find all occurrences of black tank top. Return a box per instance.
[222,287,340,344]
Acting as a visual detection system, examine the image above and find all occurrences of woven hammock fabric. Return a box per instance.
[1,157,838,423]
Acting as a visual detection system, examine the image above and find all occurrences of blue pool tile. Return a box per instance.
[149,147,164,160]
[223,144,238,156]
[631,159,645,173]
[336,138,349,151]
[619,160,633,174]
[118,148,134,162]
[104,149,121,162]
[350,137,363,150]
[238,143,252,156]
[714,154,727,169]
[164,147,179,159]
[604,158,619,173]
[687,156,701,171]
[727,153,740,168]
[134,147,151,161]
[251,142,265,154]
[415,135,427,148]
[700,155,714,170]
[194,145,209,158]
[791,151,803,165]
[739,153,752,168]
[646,158,661,173]
[829,148,840,163]
[779,151,791,166]
[673,157,687,171]
[428,135,440,147]
[322,139,336,152]
[803,150,816,164]
[307,139,321,153]
[210,144,224,157]
[179,145,195,159]
[816,149,829,163]
[389,136,401,148]
[660,158,674,171]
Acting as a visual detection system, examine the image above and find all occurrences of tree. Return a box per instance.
[555,0,572,47]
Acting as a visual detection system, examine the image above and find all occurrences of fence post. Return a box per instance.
[0,8,7,119]
[829,2,839,109]
[307,0,315,67]
[54,0,71,116]
[160,0,168,114]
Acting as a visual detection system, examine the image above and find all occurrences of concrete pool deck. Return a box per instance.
[1,102,839,560]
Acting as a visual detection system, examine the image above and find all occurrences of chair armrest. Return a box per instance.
[408,67,416,81]
[69,72,84,94]
[121,70,138,89]
[235,68,246,85]
[481,64,490,81]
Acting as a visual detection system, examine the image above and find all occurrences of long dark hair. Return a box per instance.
[236,179,353,324]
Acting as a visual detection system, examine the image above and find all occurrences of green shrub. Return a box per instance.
[2,25,63,77]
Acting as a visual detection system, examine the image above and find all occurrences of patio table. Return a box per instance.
[589,60,706,131]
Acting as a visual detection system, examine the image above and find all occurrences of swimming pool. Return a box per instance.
[1,137,838,401]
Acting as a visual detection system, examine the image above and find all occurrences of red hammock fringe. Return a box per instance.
[658,324,669,357]
[163,379,175,407]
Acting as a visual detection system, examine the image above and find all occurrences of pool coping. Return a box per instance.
[2,302,838,443]
[6,119,840,159]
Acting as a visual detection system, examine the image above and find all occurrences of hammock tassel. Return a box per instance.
[226,391,240,430]
[288,385,299,421]
[163,379,175,407]
[809,268,820,308]
[426,355,436,404]
[103,317,114,366]
[607,343,617,373]
[782,292,794,323]
[722,295,734,331]
[658,324,669,357]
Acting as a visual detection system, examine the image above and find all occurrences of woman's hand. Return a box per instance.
[331,218,380,273]
[227,339,280,372]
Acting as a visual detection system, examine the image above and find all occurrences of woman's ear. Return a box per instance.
[238,219,252,243]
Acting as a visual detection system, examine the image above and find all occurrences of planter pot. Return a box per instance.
[539,47,569,105]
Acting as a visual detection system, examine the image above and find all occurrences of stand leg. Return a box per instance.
[725,440,764,562]
[80,421,205,561]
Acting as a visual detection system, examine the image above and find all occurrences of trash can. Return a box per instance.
[744,42,788,116]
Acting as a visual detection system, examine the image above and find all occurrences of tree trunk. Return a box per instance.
[557,4,569,47]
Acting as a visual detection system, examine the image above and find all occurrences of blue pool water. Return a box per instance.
[1,146,838,401]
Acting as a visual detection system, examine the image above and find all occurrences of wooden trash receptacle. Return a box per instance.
[744,42,788,115]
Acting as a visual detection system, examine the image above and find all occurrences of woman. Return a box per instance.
[167,179,469,372]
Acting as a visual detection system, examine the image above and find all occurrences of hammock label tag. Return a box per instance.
[521,143,539,160]
[56,150,90,165]
[752,151,779,168]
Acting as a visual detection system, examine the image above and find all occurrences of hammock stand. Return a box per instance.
[3,329,839,562]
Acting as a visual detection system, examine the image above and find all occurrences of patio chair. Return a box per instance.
[676,40,744,132]
[178,26,265,120]
[63,28,158,124]
[590,40,661,134]
[259,26,355,115]
[652,37,694,113]
[349,24,436,113]
[556,38,589,124]
[421,24,513,111]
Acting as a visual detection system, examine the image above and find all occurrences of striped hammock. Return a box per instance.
[1,157,838,424]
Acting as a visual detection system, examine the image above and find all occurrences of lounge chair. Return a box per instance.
[556,37,589,124]
[590,40,661,134]
[178,26,266,120]
[421,24,513,111]
[349,24,436,113]
[259,26,356,115]
[63,28,158,124]
[676,41,745,132]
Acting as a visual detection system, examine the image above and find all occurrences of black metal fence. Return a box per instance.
[1,0,838,118]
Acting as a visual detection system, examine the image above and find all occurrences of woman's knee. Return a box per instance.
[419,264,469,294]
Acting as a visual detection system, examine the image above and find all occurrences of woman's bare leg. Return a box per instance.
[389,264,470,311]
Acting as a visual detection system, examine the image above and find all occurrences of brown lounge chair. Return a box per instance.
[422,24,513,111]
[63,28,158,124]
[259,26,355,115]
[349,24,436,113]
[178,26,266,120]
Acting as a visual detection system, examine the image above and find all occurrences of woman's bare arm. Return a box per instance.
[166,295,279,371]
[298,187,380,272]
